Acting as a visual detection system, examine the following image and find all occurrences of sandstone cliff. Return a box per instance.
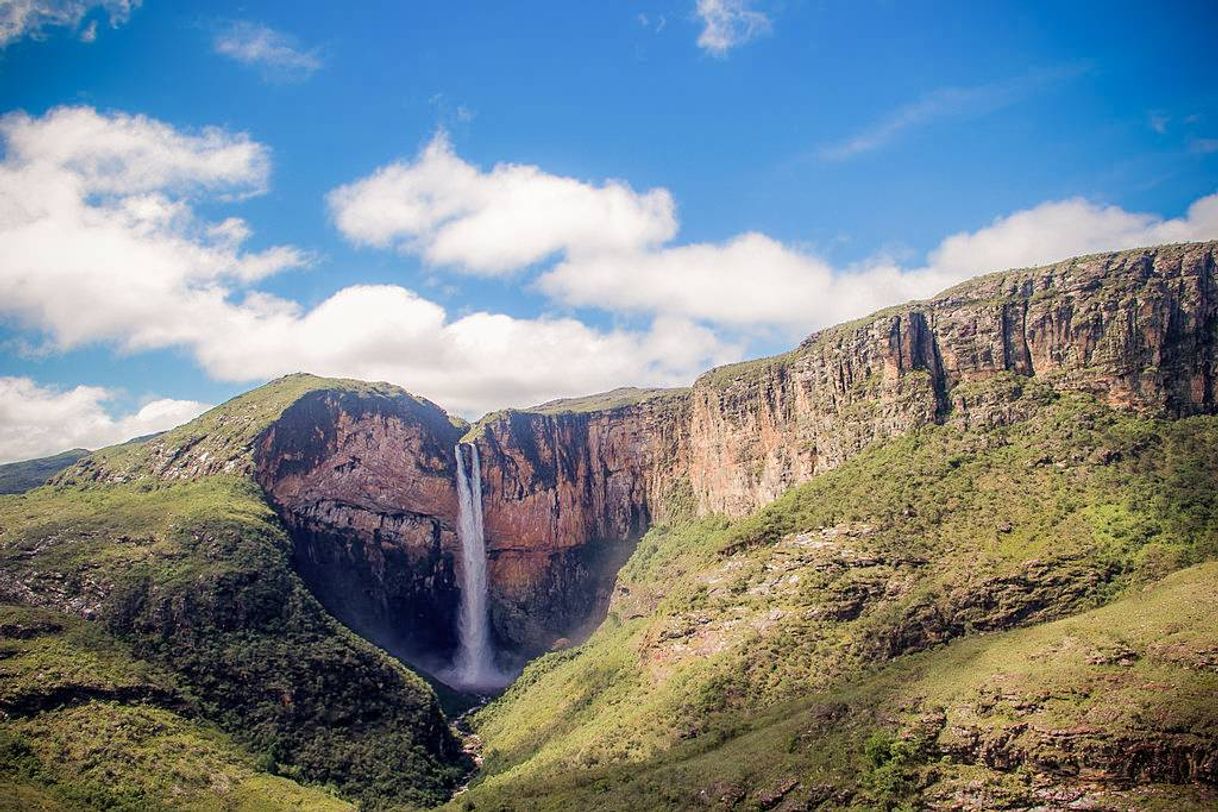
[52,241,1218,678]
[686,241,1216,514]
[471,389,689,655]
[252,387,467,665]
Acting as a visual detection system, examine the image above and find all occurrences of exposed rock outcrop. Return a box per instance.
[253,388,467,666]
[686,241,1217,514]
[472,391,689,655]
[60,242,1217,679]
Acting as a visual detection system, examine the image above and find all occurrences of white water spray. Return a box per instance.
[452,443,498,690]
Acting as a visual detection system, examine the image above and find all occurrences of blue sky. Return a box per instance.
[0,0,1216,460]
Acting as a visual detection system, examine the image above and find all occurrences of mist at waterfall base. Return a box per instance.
[440,443,511,693]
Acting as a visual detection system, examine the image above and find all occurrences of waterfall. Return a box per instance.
[452,442,498,690]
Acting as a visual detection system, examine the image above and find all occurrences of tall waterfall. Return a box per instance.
[452,443,498,690]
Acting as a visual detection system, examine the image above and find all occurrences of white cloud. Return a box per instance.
[335,133,1218,338]
[542,194,1218,335]
[695,0,770,57]
[925,194,1218,277]
[213,21,321,81]
[0,377,210,463]
[329,133,677,275]
[5,106,1215,448]
[0,107,737,424]
[192,289,738,414]
[0,0,136,47]
[0,106,301,350]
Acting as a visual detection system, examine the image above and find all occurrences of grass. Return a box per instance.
[452,391,1218,809]
[450,561,1218,811]
[0,475,467,809]
[0,604,352,810]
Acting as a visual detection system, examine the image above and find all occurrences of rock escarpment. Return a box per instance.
[471,391,689,656]
[70,242,1213,681]
[686,241,1217,514]
[250,387,692,668]
[243,241,1216,675]
[252,388,466,667]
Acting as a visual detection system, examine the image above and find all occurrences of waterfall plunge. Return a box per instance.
[451,443,500,691]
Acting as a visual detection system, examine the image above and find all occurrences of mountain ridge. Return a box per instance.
[3,240,1215,809]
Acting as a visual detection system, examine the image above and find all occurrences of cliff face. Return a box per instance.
[253,388,467,665]
[686,241,1217,514]
[206,242,1218,677]
[249,387,690,667]
[472,392,689,655]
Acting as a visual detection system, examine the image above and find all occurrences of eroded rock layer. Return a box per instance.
[253,388,466,666]
[246,242,1215,668]
[686,241,1217,514]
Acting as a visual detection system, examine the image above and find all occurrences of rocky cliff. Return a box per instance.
[55,242,1218,682]
[686,241,1217,514]
[471,389,690,656]
[252,387,467,668]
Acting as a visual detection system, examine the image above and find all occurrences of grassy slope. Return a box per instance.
[457,564,1217,810]
[0,605,351,810]
[0,450,89,495]
[454,389,1218,809]
[66,373,427,483]
[0,375,469,810]
[525,387,689,415]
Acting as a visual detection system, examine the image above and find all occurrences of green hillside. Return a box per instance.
[453,384,1218,809]
[0,604,352,810]
[0,376,470,810]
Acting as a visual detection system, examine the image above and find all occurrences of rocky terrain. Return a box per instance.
[0,241,1214,809]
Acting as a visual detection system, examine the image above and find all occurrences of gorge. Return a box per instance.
[244,240,1218,687]
[2,241,1216,809]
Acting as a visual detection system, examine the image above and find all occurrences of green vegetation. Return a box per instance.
[453,390,1218,809]
[452,563,1218,810]
[525,387,688,415]
[0,449,89,494]
[64,373,422,484]
[0,474,466,809]
[0,605,352,810]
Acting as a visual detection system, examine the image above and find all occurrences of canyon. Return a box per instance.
[227,240,1216,683]
[5,240,1215,809]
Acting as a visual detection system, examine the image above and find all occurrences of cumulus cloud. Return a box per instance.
[0,0,136,47]
[6,106,1215,447]
[213,21,322,81]
[329,133,677,275]
[0,377,210,463]
[924,194,1218,279]
[543,194,1218,334]
[192,290,737,414]
[332,132,1218,338]
[694,0,770,57]
[0,106,301,351]
[0,106,737,423]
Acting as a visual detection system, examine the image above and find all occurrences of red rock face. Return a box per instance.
[472,396,689,653]
[252,387,689,665]
[685,242,1218,515]
[248,242,1217,670]
[253,388,467,667]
